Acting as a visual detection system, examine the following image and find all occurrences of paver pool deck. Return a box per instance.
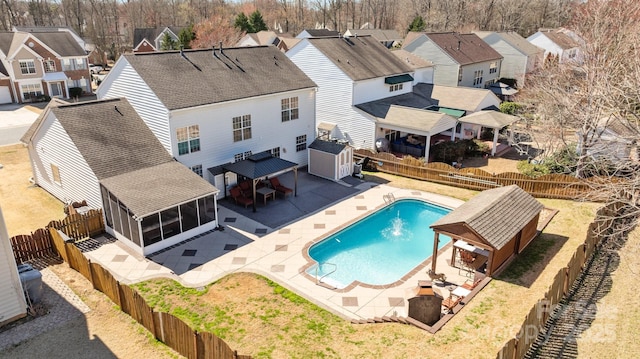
[81,183,468,320]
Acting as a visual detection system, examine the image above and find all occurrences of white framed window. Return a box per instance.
[44,60,56,72]
[270,147,280,158]
[234,151,252,162]
[191,164,203,177]
[281,97,299,122]
[568,49,576,59]
[21,83,43,100]
[389,83,403,92]
[384,129,399,142]
[177,125,200,155]
[296,135,307,152]
[233,115,252,142]
[489,62,497,74]
[51,164,61,185]
[473,70,483,86]
[19,60,36,74]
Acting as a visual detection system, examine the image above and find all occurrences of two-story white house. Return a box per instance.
[21,98,219,256]
[402,32,503,89]
[526,28,584,65]
[287,35,501,161]
[0,30,92,103]
[97,46,317,195]
[474,31,543,88]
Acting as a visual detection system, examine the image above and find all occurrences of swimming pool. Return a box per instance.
[307,199,451,289]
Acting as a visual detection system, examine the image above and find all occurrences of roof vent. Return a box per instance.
[114,105,123,116]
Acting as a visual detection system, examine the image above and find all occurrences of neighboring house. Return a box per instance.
[391,49,434,85]
[577,116,640,163]
[133,26,184,52]
[296,29,340,38]
[237,31,280,47]
[343,28,402,48]
[97,45,317,195]
[474,31,543,88]
[527,28,584,65]
[402,32,503,88]
[0,30,91,103]
[21,98,219,256]
[0,205,27,327]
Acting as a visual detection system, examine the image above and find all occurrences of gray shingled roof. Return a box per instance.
[346,29,402,42]
[355,90,435,119]
[0,32,14,55]
[307,36,414,81]
[30,32,86,56]
[426,32,503,65]
[47,98,174,180]
[223,151,297,179]
[100,161,217,217]
[540,29,580,50]
[431,185,544,250]
[309,139,347,155]
[304,29,340,37]
[123,46,316,110]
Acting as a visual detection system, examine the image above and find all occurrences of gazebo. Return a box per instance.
[458,110,521,156]
[217,151,298,212]
[429,185,544,277]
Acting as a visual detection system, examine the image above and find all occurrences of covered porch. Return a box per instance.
[458,110,521,156]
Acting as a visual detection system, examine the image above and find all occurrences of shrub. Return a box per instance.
[517,160,550,178]
[499,102,522,115]
[69,87,83,98]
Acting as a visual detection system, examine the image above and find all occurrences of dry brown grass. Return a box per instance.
[0,144,65,236]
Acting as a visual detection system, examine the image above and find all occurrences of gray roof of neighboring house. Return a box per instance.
[475,31,542,56]
[303,29,340,37]
[431,185,544,250]
[415,32,503,65]
[307,36,414,81]
[538,29,580,50]
[309,139,347,154]
[30,32,86,56]
[133,27,185,48]
[123,46,317,110]
[391,49,433,69]
[345,29,402,42]
[0,32,15,55]
[413,83,499,112]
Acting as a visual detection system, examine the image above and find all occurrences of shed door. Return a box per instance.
[338,148,353,179]
[0,86,11,104]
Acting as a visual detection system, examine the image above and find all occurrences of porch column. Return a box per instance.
[431,232,440,272]
[450,124,456,141]
[424,134,432,163]
[491,127,499,156]
[294,167,298,196]
[252,179,258,213]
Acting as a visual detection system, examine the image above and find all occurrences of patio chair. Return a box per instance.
[269,177,293,198]
[442,295,462,312]
[230,187,253,208]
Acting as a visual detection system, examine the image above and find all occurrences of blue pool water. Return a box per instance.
[307,199,451,288]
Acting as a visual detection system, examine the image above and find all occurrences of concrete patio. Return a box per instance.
[79,172,479,321]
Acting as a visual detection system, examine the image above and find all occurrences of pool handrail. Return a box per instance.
[314,262,337,286]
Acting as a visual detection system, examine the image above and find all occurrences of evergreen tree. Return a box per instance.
[407,15,426,32]
[249,10,267,32]
[178,25,195,49]
[160,32,178,50]
[234,12,253,33]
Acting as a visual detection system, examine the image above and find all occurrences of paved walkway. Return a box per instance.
[0,268,90,351]
[81,182,473,320]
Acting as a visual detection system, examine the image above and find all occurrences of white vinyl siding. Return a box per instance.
[169,88,315,180]
[352,77,411,105]
[459,61,500,89]
[28,113,103,209]
[287,41,377,150]
[96,59,171,153]
[404,37,460,87]
[0,206,27,326]
[486,37,529,87]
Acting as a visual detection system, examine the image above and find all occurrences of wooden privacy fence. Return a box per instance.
[10,228,55,264]
[10,209,105,264]
[495,203,620,359]
[354,150,592,199]
[48,209,104,241]
[48,229,251,359]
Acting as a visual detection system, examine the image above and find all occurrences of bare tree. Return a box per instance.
[516,0,640,234]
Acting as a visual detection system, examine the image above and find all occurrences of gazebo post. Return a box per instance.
[431,232,439,272]
[294,167,298,196]
[491,127,499,156]
[424,134,432,163]
[251,179,257,212]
